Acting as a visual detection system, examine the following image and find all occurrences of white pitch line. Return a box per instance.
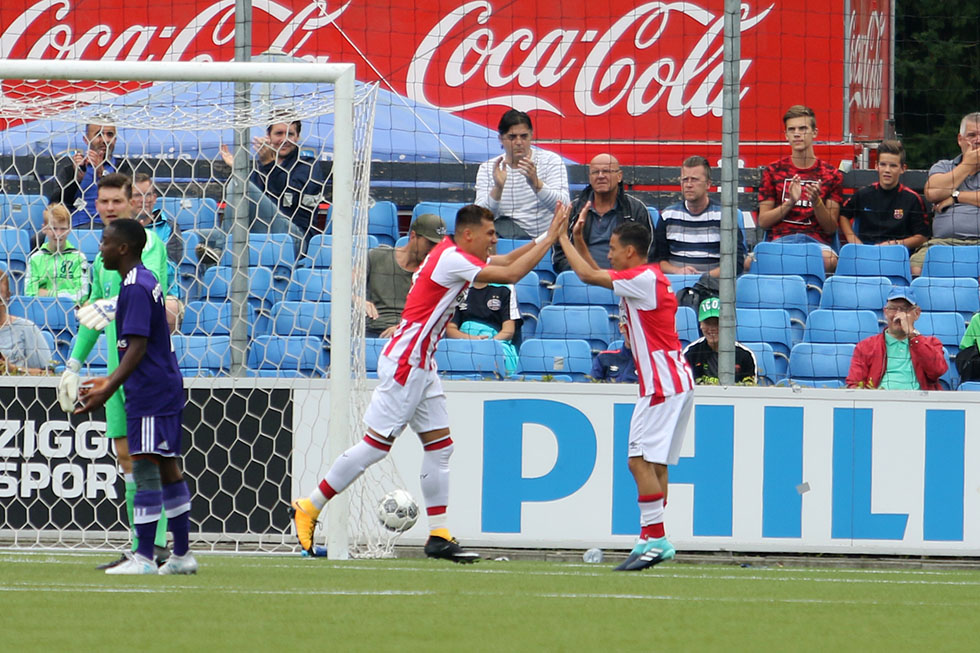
[1,582,974,608]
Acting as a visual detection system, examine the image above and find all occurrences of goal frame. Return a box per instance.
[0,58,358,559]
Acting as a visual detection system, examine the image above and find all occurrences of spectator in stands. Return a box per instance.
[475,109,570,239]
[839,140,930,251]
[552,153,651,273]
[131,174,184,332]
[846,287,947,390]
[757,105,844,273]
[683,297,756,385]
[446,281,521,375]
[654,155,746,276]
[209,116,323,260]
[132,173,183,265]
[365,213,446,338]
[913,112,980,276]
[45,121,129,229]
[591,323,638,383]
[955,312,980,382]
[0,268,54,374]
[24,203,90,303]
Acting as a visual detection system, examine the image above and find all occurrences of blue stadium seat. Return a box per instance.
[819,276,892,321]
[247,335,328,377]
[326,200,400,246]
[157,196,219,232]
[750,241,825,308]
[434,339,508,379]
[958,381,980,391]
[742,342,779,386]
[787,342,855,388]
[910,277,980,325]
[736,273,809,327]
[364,337,388,378]
[647,205,660,228]
[920,245,980,278]
[412,202,466,234]
[939,363,960,391]
[803,309,880,344]
[181,300,232,336]
[6,295,76,360]
[218,233,295,282]
[516,338,593,381]
[537,305,614,350]
[69,229,103,263]
[0,194,47,233]
[0,228,32,282]
[665,273,703,293]
[286,268,331,302]
[735,308,796,375]
[552,270,619,316]
[174,334,231,376]
[84,336,110,376]
[915,312,966,360]
[271,301,331,337]
[300,233,380,268]
[676,306,699,347]
[201,265,279,314]
[836,244,912,285]
[514,271,544,338]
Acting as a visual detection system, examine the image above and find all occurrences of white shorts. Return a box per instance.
[627,390,694,465]
[362,355,449,438]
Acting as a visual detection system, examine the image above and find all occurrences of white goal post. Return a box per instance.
[0,58,395,559]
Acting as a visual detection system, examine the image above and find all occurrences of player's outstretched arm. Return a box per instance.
[487,202,568,266]
[478,203,570,284]
[559,210,613,289]
[74,335,147,414]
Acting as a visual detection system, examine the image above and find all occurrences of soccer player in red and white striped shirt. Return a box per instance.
[559,207,695,571]
[292,203,569,561]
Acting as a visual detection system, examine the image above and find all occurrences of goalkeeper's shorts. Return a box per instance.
[105,389,127,439]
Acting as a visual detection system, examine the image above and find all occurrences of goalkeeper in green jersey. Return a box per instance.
[57,173,172,570]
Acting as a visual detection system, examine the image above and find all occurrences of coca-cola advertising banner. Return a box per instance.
[0,0,891,165]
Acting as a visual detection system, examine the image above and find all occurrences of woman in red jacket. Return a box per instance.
[846,287,948,390]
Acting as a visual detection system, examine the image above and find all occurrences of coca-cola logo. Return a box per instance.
[406,1,774,118]
[0,0,348,63]
[847,8,886,111]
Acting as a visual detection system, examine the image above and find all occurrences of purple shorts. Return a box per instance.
[126,413,183,457]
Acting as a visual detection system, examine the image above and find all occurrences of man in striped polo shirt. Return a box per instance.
[653,155,745,276]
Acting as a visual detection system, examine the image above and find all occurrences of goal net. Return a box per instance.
[0,57,409,558]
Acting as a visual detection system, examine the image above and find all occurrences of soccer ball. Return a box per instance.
[377,489,420,532]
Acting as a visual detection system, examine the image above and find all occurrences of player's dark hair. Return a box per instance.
[783,104,817,129]
[454,204,494,233]
[613,222,651,259]
[681,155,712,182]
[267,115,302,136]
[497,109,532,135]
[98,172,133,199]
[877,139,906,165]
[107,218,147,254]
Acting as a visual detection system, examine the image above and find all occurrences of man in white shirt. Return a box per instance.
[475,109,570,239]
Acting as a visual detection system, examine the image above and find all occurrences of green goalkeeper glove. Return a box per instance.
[58,359,82,413]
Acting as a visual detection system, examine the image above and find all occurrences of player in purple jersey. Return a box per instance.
[76,218,195,575]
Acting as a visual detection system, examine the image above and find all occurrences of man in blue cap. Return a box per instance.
[846,286,947,390]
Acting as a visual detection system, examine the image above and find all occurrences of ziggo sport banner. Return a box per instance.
[296,383,979,556]
[0,0,890,165]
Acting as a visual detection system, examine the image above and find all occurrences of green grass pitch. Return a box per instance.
[2,551,978,651]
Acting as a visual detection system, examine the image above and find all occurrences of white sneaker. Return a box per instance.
[158,552,198,575]
[105,553,158,575]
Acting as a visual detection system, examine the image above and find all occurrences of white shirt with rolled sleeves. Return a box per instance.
[608,264,695,400]
[382,237,486,385]
[475,147,570,238]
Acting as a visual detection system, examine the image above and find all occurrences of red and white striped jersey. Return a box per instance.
[382,237,486,384]
[608,264,695,399]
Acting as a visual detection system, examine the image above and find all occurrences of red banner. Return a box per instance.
[0,0,891,165]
